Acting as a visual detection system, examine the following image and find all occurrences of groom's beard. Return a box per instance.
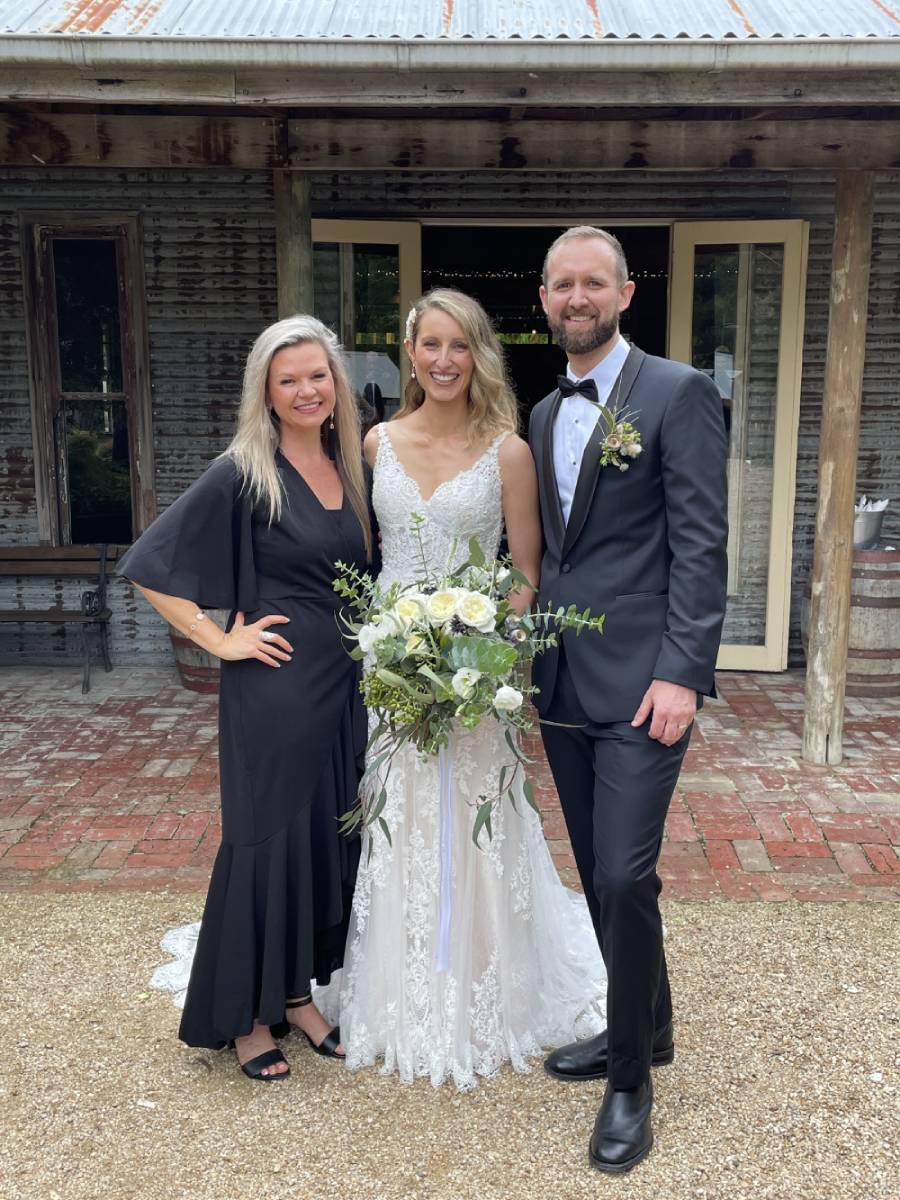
[549,312,619,357]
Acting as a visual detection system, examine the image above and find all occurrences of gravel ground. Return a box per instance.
[1,894,896,1200]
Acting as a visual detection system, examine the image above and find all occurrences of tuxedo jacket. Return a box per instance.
[528,345,728,724]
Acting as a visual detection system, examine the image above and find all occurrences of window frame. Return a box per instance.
[20,212,155,546]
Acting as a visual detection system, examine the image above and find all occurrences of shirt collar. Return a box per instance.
[566,335,630,393]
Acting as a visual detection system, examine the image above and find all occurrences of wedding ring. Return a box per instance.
[260,630,275,642]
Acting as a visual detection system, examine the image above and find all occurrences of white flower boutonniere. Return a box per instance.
[596,404,642,473]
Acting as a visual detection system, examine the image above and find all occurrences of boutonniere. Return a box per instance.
[596,404,642,472]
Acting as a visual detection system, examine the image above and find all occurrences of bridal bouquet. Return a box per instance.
[334,515,604,846]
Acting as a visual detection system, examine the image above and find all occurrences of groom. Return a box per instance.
[529,227,728,1172]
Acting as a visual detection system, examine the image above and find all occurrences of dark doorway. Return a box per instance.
[422,225,670,425]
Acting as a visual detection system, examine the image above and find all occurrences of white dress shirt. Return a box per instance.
[553,336,631,524]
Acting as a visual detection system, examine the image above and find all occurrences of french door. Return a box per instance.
[669,220,808,671]
[311,220,421,415]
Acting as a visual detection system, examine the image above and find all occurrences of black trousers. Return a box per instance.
[540,654,690,1089]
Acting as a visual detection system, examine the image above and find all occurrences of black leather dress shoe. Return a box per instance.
[544,1021,674,1081]
[589,1080,653,1173]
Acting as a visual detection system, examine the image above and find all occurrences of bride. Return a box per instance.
[323,288,606,1089]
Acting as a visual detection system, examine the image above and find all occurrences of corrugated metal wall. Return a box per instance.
[0,168,277,664]
[1,165,898,668]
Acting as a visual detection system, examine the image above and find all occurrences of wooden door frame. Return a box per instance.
[669,219,809,671]
[20,211,155,544]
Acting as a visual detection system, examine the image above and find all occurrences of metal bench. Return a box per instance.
[0,545,119,692]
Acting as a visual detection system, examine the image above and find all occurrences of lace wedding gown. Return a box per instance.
[150,426,607,1088]
[314,425,606,1088]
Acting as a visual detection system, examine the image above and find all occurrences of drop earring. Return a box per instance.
[329,411,335,432]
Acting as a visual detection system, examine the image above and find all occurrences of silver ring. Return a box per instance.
[259,630,275,643]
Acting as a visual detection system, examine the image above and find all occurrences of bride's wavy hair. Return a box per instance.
[397,289,519,443]
[223,315,372,560]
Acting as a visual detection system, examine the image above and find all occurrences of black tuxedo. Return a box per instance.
[529,344,727,1088]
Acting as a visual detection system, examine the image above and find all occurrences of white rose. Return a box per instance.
[357,624,378,653]
[493,685,523,712]
[451,667,481,699]
[425,589,461,625]
[457,591,497,633]
[360,615,398,651]
[392,593,427,630]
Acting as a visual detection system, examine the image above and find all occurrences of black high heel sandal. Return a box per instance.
[228,1033,290,1082]
[272,994,345,1060]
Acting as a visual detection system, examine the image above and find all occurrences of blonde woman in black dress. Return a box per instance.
[118,316,373,1080]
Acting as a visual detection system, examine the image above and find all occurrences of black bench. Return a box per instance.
[0,545,120,693]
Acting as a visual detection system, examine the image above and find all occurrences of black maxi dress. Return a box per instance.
[117,452,366,1048]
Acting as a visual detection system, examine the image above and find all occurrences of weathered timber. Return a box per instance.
[273,170,314,317]
[3,66,900,109]
[802,171,876,766]
[1,112,286,168]
[288,117,900,172]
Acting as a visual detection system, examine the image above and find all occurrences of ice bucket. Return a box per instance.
[853,509,885,550]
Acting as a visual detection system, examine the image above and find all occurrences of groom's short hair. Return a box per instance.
[542,226,629,289]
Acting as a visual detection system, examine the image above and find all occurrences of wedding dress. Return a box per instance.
[150,425,607,1088]
[315,425,606,1088]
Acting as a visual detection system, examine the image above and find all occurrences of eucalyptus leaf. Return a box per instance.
[472,800,493,848]
[467,537,486,568]
[523,776,542,818]
[449,637,518,675]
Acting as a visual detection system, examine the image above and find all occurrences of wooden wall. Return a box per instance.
[0,168,277,664]
[1,165,898,667]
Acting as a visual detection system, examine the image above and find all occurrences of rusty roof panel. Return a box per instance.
[1,0,899,38]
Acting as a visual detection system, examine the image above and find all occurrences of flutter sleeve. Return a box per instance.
[116,456,258,613]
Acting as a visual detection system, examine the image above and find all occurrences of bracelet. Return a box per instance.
[187,610,207,640]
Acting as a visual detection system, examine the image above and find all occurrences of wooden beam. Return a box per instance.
[802,171,876,766]
[289,116,900,171]
[0,112,286,168]
[273,170,314,318]
[4,65,900,109]
[3,110,899,172]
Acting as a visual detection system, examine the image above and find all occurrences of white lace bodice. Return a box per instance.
[373,424,506,589]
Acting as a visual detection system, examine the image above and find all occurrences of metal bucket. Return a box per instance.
[853,509,885,551]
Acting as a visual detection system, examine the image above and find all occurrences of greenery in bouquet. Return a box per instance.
[334,515,604,847]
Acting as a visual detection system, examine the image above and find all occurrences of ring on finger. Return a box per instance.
[259,630,275,643]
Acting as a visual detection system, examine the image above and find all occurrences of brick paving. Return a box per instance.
[0,665,898,899]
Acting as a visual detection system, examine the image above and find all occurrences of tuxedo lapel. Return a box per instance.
[540,391,566,551]
[562,345,646,556]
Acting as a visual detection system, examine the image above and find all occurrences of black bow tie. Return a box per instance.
[557,375,598,403]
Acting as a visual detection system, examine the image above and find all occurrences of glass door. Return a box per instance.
[669,220,808,671]
[311,220,421,418]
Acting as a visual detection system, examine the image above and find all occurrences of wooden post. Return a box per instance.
[273,170,314,318]
[802,171,875,765]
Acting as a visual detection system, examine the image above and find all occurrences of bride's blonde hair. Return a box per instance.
[223,316,372,560]
[397,289,518,443]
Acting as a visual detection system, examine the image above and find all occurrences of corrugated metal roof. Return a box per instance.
[1,0,898,39]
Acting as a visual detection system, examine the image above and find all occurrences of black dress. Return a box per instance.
[117,452,366,1048]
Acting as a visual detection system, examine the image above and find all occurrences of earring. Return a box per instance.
[410,361,417,380]
[329,411,335,432]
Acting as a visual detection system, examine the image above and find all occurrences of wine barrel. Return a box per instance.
[802,548,900,698]
[168,609,230,694]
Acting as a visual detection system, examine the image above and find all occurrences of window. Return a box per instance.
[21,214,154,545]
